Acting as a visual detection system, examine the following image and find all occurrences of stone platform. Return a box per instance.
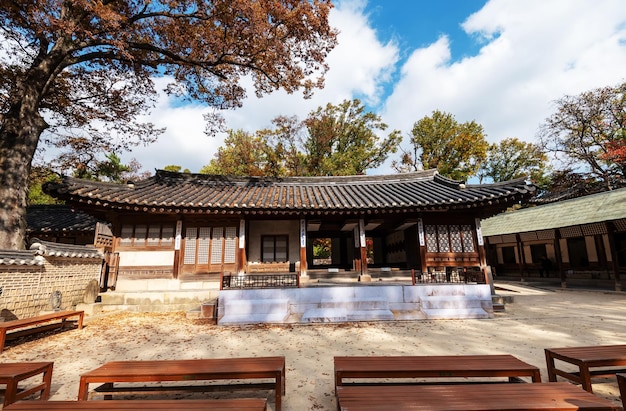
[217,284,494,324]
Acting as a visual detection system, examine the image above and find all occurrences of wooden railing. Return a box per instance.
[221,273,299,290]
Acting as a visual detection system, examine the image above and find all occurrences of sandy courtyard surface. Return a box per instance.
[1,282,625,410]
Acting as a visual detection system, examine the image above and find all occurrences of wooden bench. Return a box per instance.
[0,310,84,353]
[4,398,268,410]
[617,373,626,409]
[0,362,53,406]
[336,383,620,410]
[334,354,541,393]
[78,357,285,411]
[545,344,626,392]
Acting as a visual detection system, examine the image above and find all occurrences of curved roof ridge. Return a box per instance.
[154,169,438,186]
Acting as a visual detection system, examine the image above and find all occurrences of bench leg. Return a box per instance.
[3,380,18,406]
[580,365,593,392]
[545,351,558,382]
[0,329,6,354]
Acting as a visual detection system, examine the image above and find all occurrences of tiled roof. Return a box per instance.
[481,187,626,236]
[26,205,99,233]
[29,238,103,259]
[0,239,102,265]
[44,169,535,216]
[0,250,44,266]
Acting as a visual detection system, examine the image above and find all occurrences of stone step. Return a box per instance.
[422,308,491,319]
[99,290,218,306]
[219,312,291,325]
[347,309,395,321]
[222,298,290,316]
[420,297,484,309]
[301,308,348,323]
[320,297,389,310]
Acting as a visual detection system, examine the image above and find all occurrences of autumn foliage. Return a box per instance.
[0,0,337,248]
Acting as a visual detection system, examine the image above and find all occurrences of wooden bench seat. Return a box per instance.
[545,344,626,392]
[336,383,620,410]
[0,362,53,406]
[0,311,84,353]
[4,398,267,410]
[78,357,285,411]
[334,354,541,392]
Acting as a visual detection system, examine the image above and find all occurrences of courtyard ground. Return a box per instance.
[1,282,625,410]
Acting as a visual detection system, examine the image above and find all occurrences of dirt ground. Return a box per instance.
[1,282,625,410]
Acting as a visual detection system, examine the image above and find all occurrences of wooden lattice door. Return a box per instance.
[182,226,237,274]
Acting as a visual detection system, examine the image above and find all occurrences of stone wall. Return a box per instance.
[0,241,103,320]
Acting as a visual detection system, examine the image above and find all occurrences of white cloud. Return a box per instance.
[124,0,626,176]
[382,0,626,149]
[125,0,398,173]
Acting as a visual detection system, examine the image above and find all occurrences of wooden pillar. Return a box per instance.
[553,230,565,288]
[418,218,427,275]
[237,219,247,275]
[606,223,622,291]
[358,218,370,281]
[516,233,525,281]
[172,220,182,279]
[475,218,491,289]
[299,218,308,278]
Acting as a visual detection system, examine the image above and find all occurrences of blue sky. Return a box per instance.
[125,0,626,176]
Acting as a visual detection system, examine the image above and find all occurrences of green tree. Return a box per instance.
[479,138,549,184]
[200,130,269,176]
[28,167,62,205]
[394,110,488,181]
[163,165,190,173]
[302,99,402,176]
[0,0,337,249]
[539,82,626,190]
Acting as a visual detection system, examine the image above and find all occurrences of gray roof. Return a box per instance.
[0,250,44,266]
[44,169,535,217]
[0,240,102,265]
[26,205,100,233]
[481,187,626,236]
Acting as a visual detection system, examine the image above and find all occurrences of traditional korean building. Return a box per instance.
[44,169,534,287]
[481,187,626,291]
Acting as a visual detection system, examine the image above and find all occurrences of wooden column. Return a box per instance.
[418,218,427,275]
[299,218,308,278]
[237,219,246,275]
[553,230,565,288]
[172,220,182,279]
[516,234,525,281]
[358,218,370,281]
[606,222,622,291]
[475,218,491,288]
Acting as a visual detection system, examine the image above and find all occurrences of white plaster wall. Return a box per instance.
[602,234,613,262]
[119,250,175,267]
[247,220,300,263]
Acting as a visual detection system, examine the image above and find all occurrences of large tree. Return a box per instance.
[478,137,549,184]
[202,99,401,177]
[539,82,626,191]
[302,99,401,176]
[394,110,488,181]
[0,0,337,248]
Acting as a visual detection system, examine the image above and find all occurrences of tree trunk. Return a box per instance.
[0,91,48,249]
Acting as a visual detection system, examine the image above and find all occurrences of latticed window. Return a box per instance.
[262,235,288,262]
[425,224,476,253]
[119,223,175,247]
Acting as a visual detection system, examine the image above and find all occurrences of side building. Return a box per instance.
[44,169,534,288]
[481,188,626,291]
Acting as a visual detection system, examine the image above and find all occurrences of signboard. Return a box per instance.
[417,218,425,246]
[174,220,182,250]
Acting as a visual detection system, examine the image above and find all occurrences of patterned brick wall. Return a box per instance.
[0,257,101,320]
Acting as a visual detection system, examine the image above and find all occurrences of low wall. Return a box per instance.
[218,284,494,324]
[0,240,103,320]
